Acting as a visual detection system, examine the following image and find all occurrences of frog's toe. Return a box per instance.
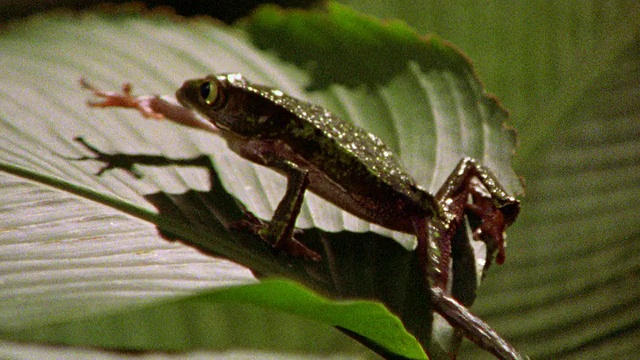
[278,238,322,262]
[473,223,506,265]
[229,217,264,232]
[230,218,321,261]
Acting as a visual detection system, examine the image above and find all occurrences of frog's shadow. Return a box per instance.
[66,136,445,354]
[67,137,423,305]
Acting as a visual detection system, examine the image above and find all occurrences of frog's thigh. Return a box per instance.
[436,158,510,203]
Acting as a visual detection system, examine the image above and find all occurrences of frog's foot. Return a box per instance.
[231,216,321,262]
[80,78,164,119]
[466,198,507,265]
[465,177,520,266]
[274,235,322,262]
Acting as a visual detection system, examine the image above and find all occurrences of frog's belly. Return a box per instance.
[305,166,425,235]
[227,135,428,235]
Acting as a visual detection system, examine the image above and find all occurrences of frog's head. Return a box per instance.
[176,74,287,138]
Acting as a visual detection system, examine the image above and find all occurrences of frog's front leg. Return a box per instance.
[262,159,322,261]
[233,149,321,262]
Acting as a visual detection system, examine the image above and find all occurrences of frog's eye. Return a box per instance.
[199,81,221,107]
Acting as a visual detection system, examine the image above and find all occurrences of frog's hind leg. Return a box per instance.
[436,158,520,266]
[413,216,523,360]
[430,287,524,360]
[413,158,522,358]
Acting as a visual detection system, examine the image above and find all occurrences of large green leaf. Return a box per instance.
[0,4,521,359]
[4,279,422,358]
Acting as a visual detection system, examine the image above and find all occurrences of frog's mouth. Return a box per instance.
[176,80,199,109]
[175,83,221,133]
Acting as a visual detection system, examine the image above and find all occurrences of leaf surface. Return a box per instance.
[0,5,521,359]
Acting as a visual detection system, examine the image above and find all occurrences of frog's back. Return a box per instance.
[223,74,435,228]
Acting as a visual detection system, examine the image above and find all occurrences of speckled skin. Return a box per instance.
[83,74,522,359]
[176,73,439,235]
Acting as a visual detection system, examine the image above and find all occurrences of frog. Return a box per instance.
[80,74,522,360]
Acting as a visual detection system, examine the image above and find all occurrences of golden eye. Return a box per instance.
[200,81,219,106]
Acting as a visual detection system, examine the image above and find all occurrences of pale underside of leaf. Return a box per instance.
[1,14,519,246]
[0,9,521,359]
